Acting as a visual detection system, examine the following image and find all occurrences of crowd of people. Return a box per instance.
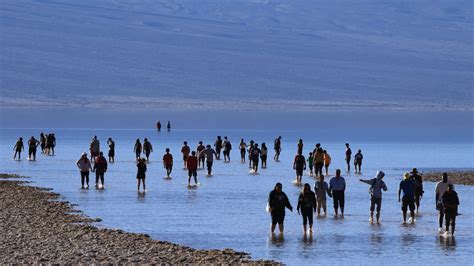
[12,133,461,237]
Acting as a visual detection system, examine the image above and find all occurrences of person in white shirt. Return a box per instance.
[435,173,453,232]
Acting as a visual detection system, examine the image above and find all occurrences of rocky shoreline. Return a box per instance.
[0,177,279,264]
[422,170,474,186]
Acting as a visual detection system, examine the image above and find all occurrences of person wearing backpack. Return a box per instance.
[143,138,153,162]
[360,170,387,224]
[223,137,232,162]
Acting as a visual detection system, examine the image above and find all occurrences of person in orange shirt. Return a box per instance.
[323,150,331,176]
[186,151,198,186]
[163,148,173,178]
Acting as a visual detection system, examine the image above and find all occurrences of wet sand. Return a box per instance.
[423,171,474,186]
[0,176,278,264]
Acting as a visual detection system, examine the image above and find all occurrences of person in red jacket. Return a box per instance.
[94,152,108,189]
[186,151,198,186]
[163,148,173,178]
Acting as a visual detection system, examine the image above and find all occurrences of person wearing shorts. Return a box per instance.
[399,172,416,224]
[315,175,332,216]
[162,148,173,178]
[27,136,40,161]
[136,158,147,191]
[196,141,205,168]
[329,169,346,217]
[181,141,190,168]
[186,151,198,186]
[268,183,293,234]
[293,151,306,183]
[360,171,387,224]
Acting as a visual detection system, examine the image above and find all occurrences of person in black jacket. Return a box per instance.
[297,183,317,235]
[268,183,293,234]
[442,184,459,235]
[136,158,147,192]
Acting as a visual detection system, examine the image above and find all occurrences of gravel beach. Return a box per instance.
[0,177,278,264]
[422,171,474,186]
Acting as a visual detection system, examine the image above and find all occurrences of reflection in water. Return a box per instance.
[401,233,416,246]
[302,233,314,245]
[269,233,285,247]
[437,236,457,252]
[137,191,146,202]
[370,232,383,245]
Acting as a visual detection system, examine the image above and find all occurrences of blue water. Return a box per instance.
[1,128,473,265]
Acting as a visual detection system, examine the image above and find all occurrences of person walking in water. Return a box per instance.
[47,133,56,156]
[223,137,232,162]
[13,137,24,160]
[76,152,92,189]
[273,136,282,161]
[186,151,198,186]
[260,142,268,169]
[323,150,331,176]
[239,139,246,163]
[136,158,147,192]
[181,141,191,169]
[268,183,293,234]
[27,136,40,161]
[435,173,453,233]
[307,152,314,176]
[107,137,115,163]
[293,151,306,184]
[315,175,332,216]
[354,149,363,173]
[410,168,424,213]
[360,171,388,224]
[250,143,261,173]
[313,147,324,177]
[214,136,223,160]
[133,139,142,161]
[196,141,206,168]
[89,136,100,162]
[297,183,317,235]
[297,139,303,155]
[248,140,255,168]
[442,184,459,236]
[39,133,46,154]
[203,145,217,176]
[166,121,171,131]
[93,152,108,189]
[163,148,173,178]
[345,143,352,172]
[143,138,153,162]
[398,173,416,224]
[329,169,346,217]
[156,120,161,131]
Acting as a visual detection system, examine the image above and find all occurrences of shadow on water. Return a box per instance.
[437,236,457,252]
[268,233,285,247]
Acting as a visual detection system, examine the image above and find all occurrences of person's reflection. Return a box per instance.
[370,232,382,245]
[137,191,146,202]
[401,233,416,246]
[302,233,313,244]
[269,233,285,247]
[437,235,456,251]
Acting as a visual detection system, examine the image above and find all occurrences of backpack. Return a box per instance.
[369,178,377,195]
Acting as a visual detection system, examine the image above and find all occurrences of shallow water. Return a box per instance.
[1,128,473,265]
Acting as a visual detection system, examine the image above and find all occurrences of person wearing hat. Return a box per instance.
[76,152,92,189]
[142,138,153,162]
[360,170,388,224]
[410,168,424,212]
[399,172,416,224]
[268,183,293,234]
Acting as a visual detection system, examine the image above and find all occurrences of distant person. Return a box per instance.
[250,143,261,173]
[89,136,100,161]
[323,150,331,176]
[345,143,352,172]
[360,171,388,224]
[44,134,50,155]
[313,148,324,177]
[297,183,317,235]
[410,168,424,212]
[93,152,108,189]
[293,151,306,184]
[214,136,223,160]
[76,152,92,189]
[47,133,56,155]
[156,120,162,131]
[297,139,304,155]
[354,149,363,173]
[163,148,173,178]
[107,137,115,163]
[136,158,147,191]
[329,169,346,217]
[273,136,282,161]
[435,173,453,233]
[307,152,314,176]
[196,141,206,168]
[268,183,293,234]
[223,137,232,162]
[181,141,191,169]
[186,151,198,186]
[260,142,268,168]
[248,140,255,168]
[27,136,40,161]
[13,137,24,160]
[133,139,142,161]
[442,184,459,235]
[239,139,247,163]
[167,121,171,131]
[315,175,332,216]
[143,138,153,162]
[39,132,46,154]
[398,173,416,224]
[202,145,217,175]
